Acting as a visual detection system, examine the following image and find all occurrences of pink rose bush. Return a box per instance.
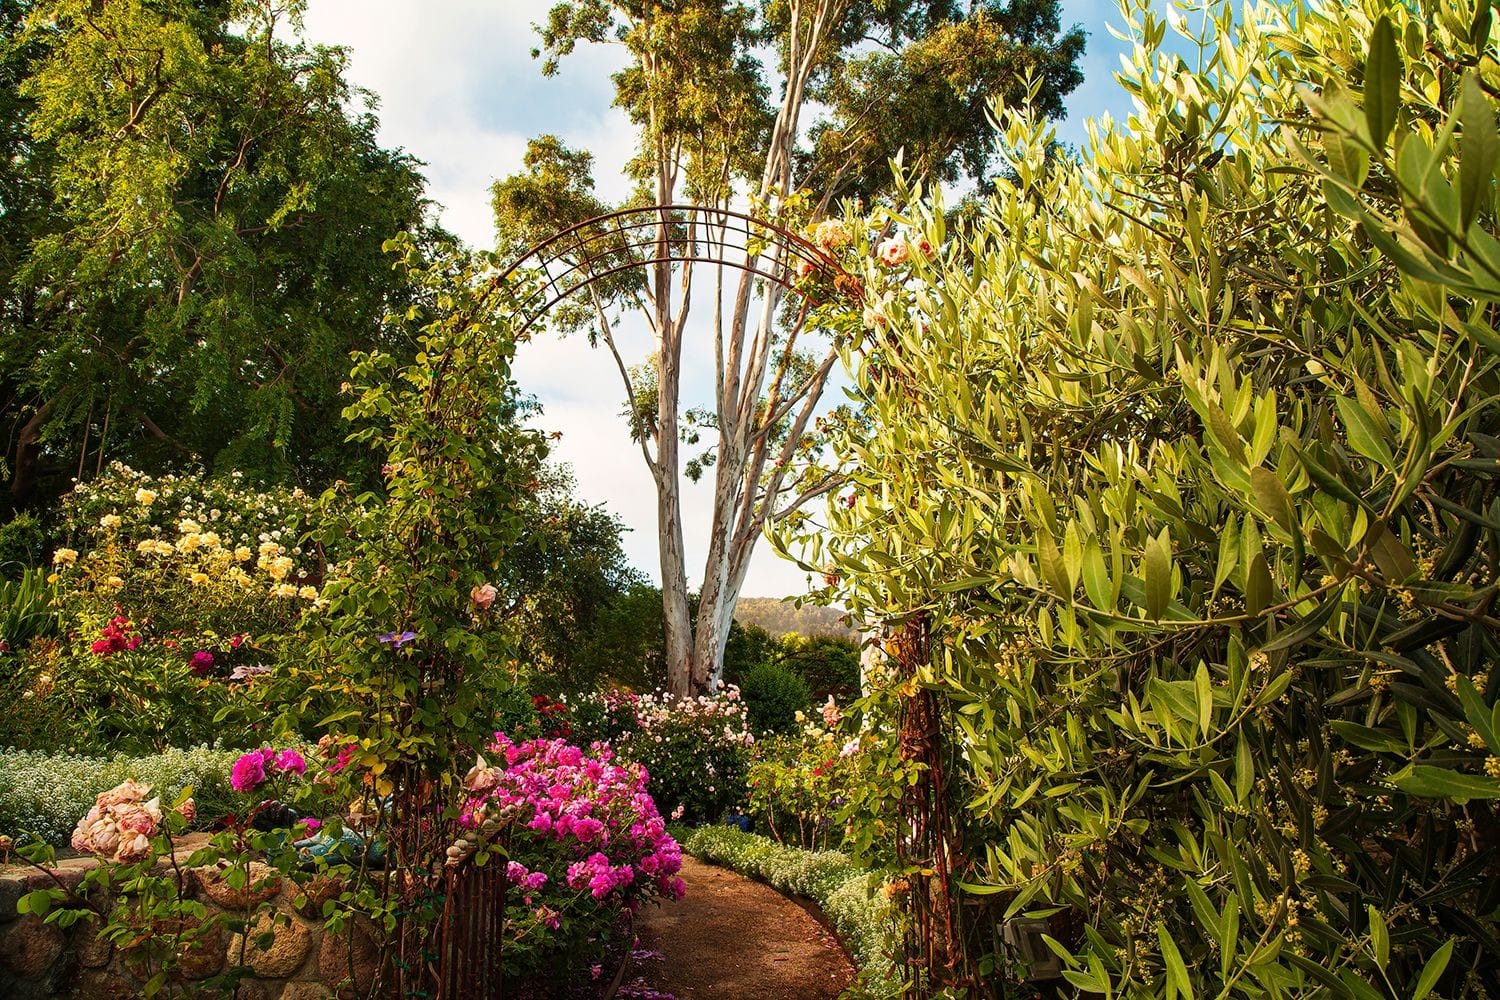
[71,779,195,864]
[457,734,684,975]
[576,687,753,824]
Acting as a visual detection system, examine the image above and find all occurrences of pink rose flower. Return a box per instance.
[231,752,267,793]
[116,833,152,862]
[877,238,910,267]
[273,749,307,776]
[470,583,498,610]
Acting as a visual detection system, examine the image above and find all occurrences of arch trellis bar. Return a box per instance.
[496,204,860,336]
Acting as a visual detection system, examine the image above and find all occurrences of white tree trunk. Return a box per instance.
[640,3,844,696]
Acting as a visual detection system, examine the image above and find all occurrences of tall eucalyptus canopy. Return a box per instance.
[494,0,1084,695]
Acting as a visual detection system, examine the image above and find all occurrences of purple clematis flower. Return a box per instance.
[377,631,418,648]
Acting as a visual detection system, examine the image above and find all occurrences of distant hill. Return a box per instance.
[733,598,859,640]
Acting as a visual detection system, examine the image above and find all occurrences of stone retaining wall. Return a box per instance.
[0,838,377,999]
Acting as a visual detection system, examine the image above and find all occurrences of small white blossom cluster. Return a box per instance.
[0,745,239,847]
[630,685,756,749]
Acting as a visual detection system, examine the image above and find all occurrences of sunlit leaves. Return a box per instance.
[780,0,1500,996]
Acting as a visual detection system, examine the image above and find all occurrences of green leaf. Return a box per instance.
[1082,534,1112,610]
[1367,905,1389,970]
[1389,764,1500,801]
[1253,669,1294,708]
[1235,734,1254,803]
[1158,926,1194,1000]
[1413,939,1454,1000]
[1250,466,1296,533]
[1244,550,1273,618]
[1195,662,1214,738]
[1144,529,1172,621]
[1364,17,1401,148]
[16,890,53,918]
[1460,72,1498,229]
[1260,592,1341,652]
[1220,894,1240,979]
[1331,721,1409,754]
[1036,525,1071,598]
[1456,674,1499,753]
[1335,395,1395,469]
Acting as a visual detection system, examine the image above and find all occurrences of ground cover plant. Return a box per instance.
[778,0,1500,994]
[0,745,239,847]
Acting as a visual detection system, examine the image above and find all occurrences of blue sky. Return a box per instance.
[299,0,1148,597]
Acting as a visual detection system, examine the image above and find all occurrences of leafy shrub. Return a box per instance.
[746,704,871,851]
[0,745,239,846]
[739,660,810,733]
[684,825,896,989]
[0,512,46,576]
[574,688,754,823]
[778,634,861,700]
[778,0,1500,993]
[460,734,684,979]
[0,567,56,655]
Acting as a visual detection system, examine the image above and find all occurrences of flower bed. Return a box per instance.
[568,687,754,824]
[458,733,684,981]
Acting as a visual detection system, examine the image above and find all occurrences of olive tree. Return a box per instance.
[780,0,1500,993]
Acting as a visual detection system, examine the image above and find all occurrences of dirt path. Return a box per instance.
[623,856,855,1000]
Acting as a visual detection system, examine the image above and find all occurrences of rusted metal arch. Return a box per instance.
[496,204,857,336]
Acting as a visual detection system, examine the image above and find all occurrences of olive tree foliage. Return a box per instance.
[778,0,1500,994]
[0,0,434,510]
[493,0,1083,696]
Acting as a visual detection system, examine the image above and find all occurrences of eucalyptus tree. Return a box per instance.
[494,0,1084,695]
[0,0,434,509]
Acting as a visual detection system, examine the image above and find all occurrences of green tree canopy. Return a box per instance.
[780,0,1500,992]
[1,0,437,510]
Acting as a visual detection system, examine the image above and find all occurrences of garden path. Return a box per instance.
[625,856,855,1000]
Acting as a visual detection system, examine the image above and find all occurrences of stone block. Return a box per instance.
[174,917,228,980]
[227,911,314,978]
[0,913,64,977]
[282,982,334,1000]
[194,862,283,909]
[294,875,343,919]
[72,966,139,1000]
[317,921,381,996]
[0,873,25,923]
[75,919,114,968]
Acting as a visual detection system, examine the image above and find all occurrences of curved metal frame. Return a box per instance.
[497,204,856,335]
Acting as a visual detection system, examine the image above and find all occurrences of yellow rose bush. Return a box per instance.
[5,465,327,752]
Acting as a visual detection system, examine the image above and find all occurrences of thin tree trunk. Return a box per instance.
[9,397,55,509]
